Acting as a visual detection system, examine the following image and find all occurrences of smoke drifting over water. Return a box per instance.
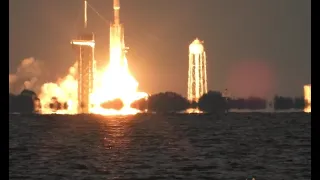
[9,57,43,94]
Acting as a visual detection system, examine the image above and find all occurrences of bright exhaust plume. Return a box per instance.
[304,84,311,113]
[37,0,148,115]
[38,56,148,115]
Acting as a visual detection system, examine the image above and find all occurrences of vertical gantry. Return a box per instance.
[69,0,95,114]
[71,33,95,113]
[188,38,207,102]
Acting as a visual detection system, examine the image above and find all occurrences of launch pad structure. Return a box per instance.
[71,0,95,114]
[188,38,208,102]
[69,0,126,113]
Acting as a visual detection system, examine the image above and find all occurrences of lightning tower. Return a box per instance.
[71,0,95,113]
[188,38,207,102]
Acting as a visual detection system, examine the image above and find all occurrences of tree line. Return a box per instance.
[9,90,307,114]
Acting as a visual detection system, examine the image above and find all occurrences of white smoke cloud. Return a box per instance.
[23,77,38,90]
[9,74,17,85]
[38,63,78,114]
[9,57,43,94]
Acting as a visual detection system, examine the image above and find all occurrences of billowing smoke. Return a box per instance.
[38,62,78,114]
[9,57,43,94]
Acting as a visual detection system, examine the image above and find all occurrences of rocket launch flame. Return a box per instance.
[304,84,311,113]
[37,0,148,115]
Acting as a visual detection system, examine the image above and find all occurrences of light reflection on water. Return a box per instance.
[9,113,310,179]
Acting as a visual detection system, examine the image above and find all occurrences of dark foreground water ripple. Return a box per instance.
[9,113,311,180]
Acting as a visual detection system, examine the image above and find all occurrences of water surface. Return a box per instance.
[9,113,311,179]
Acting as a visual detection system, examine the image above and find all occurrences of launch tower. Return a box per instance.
[188,38,207,102]
[71,0,95,113]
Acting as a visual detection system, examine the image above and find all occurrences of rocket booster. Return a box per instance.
[113,0,120,25]
[110,0,123,48]
[110,0,126,67]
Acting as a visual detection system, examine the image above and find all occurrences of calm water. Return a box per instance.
[9,113,311,180]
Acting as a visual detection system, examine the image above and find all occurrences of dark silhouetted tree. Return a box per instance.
[245,97,267,110]
[274,95,294,110]
[147,92,190,113]
[9,93,18,113]
[198,91,227,113]
[131,97,148,111]
[20,89,37,98]
[227,97,267,110]
[190,100,197,109]
[228,98,245,109]
[293,96,305,110]
[9,89,38,113]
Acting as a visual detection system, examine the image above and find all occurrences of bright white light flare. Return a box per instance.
[304,84,311,113]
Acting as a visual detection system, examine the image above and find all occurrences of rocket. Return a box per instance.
[113,0,120,25]
[110,0,127,67]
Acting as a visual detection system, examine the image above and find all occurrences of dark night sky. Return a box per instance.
[9,0,310,98]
